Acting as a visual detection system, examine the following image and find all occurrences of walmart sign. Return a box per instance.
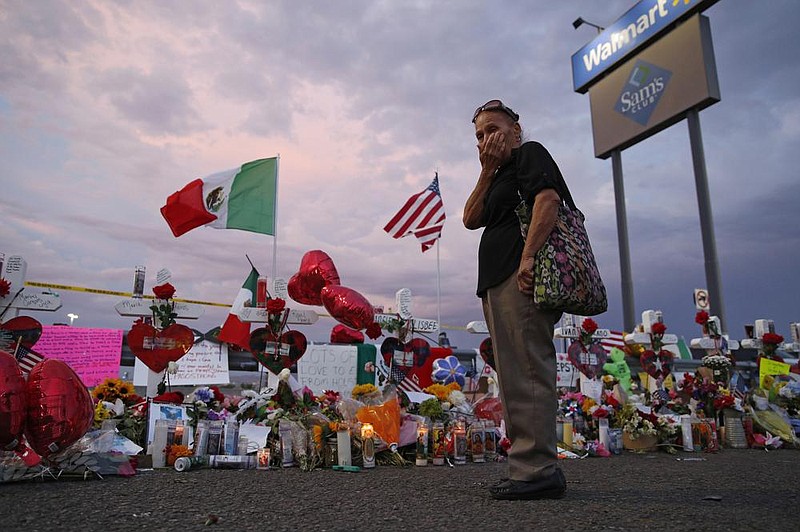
[571,0,719,93]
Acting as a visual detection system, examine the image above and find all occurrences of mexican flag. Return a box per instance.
[218,267,259,351]
[161,158,278,237]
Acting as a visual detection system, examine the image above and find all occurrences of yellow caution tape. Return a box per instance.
[24,281,231,308]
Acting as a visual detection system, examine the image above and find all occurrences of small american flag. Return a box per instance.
[383,173,445,252]
[13,344,46,376]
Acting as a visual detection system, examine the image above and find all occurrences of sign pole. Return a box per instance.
[612,150,636,332]
[687,108,726,333]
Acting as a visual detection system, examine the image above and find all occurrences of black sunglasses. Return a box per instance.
[472,99,520,123]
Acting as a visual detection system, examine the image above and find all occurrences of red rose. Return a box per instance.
[266,297,286,314]
[153,283,176,300]
[365,322,383,340]
[651,322,667,335]
[0,278,11,298]
[581,318,599,335]
[153,391,184,404]
[210,385,225,403]
[762,332,784,345]
[695,311,709,325]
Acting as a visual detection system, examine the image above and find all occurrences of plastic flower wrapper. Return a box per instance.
[747,403,798,444]
[448,389,473,416]
[356,385,401,449]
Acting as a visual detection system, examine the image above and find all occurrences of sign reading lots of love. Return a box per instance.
[35,326,124,387]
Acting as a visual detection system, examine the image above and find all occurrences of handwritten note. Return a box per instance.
[36,326,123,387]
[297,344,358,395]
[133,340,230,386]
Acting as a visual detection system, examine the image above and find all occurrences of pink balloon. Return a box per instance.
[25,359,93,458]
[0,350,27,450]
[320,285,374,330]
[287,250,341,306]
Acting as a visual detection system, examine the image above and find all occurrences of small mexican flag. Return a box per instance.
[161,158,278,237]
[218,267,259,351]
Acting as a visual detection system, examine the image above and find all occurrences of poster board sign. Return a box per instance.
[296,344,358,395]
[133,340,230,386]
[36,326,123,387]
[556,352,578,388]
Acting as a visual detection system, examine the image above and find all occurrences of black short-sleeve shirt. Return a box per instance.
[476,141,566,297]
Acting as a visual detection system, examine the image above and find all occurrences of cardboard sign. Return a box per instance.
[36,326,123,387]
[296,344,358,395]
[133,339,230,386]
[556,352,577,388]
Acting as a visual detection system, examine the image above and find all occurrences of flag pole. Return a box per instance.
[436,238,441,339]
[272,154,280,279]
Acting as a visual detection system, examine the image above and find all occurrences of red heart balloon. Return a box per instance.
[320,285,374,330]
[567,340,608,379]
[127,322,194,373]
[330,324,365,344]
[25,359,93,457]
[287,250,341,306]
[639,349,674,380]
[474,396,504,427]
[249,329,308,374]
[0,350,27,449]
[0,316,43,349]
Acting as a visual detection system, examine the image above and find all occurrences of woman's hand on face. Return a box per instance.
[517,255,535,295]
[479,131,510,173]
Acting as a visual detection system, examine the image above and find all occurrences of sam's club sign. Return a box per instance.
[571,0,719,93]
[614,60,672,126]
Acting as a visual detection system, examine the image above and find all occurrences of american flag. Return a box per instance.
[13,344,46,376]
[383,173,445,252]
[601,330,626,354]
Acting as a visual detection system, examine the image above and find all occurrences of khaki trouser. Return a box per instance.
[482,273,562,481]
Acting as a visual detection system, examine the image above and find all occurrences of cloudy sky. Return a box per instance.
[2,0,799,351]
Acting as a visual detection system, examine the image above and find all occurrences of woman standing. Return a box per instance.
[463,99,567,500]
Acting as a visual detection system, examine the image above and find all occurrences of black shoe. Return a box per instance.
[489,469,566,500]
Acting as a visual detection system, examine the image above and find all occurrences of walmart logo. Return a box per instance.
[614,59,672,126]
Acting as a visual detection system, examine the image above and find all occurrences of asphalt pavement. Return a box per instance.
[1,448,797,531]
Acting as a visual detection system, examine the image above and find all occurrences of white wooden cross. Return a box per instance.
[373,288,439,335]
[689,314,740,353]
[236,277,320,326]
[114,268,206,397]
[0,254,62,317]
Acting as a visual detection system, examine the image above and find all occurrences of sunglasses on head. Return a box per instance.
[472,99,520,123]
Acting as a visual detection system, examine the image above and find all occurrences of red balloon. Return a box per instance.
[320,285,374,330]
[25,359,93,457]
[0,350,27,450]
[127,322,194,373]
[287,250,341,306]
[330,324,365,344]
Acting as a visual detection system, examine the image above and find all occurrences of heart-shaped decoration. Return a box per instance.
[287,250,341,306]
[0,316,43,350]
[25,359,93,457]
[320,285,374,330]
[250,329,308,375]
[479,337,496,371]
[127,323,194,373]
[380,337,431,382]
[639,349,674,380]
[567,340,608,379]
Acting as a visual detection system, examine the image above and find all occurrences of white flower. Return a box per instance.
[448,390,467,406]
[167,361,179,375]
[278,368,291,382]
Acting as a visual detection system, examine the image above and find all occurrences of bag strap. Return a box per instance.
[516,173,577,212]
